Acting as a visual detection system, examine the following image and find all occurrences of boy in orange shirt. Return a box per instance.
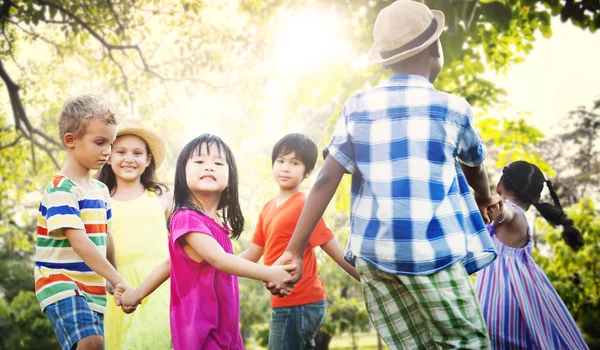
[241,133,359,349]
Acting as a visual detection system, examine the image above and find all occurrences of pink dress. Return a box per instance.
[169,209,244,350]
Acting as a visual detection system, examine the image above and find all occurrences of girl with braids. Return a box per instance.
[475,160,587,349]
[115,134,294,349]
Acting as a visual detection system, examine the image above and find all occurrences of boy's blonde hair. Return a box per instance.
[58,94,118,142]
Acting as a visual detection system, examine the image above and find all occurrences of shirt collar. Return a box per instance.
[379,74,434,89]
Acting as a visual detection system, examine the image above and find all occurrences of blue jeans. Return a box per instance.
[268,301,327,350]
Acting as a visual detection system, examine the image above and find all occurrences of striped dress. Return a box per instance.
[474,204,588,349]
[34,174,112,313]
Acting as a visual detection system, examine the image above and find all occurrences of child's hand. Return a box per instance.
[476,195,503,224]
[112,280,131,306]
[106,280,115,295]
[266,265,296,291]
[120,287,141,307]
[487,203,501,222]
[121,305,137,314]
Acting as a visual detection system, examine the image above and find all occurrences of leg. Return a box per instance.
[45,296,104,350]
[356,259,437,350]
[398,262,490,349]
[300,301,327,349]
[268,306,295,350]
[75,335,104,350]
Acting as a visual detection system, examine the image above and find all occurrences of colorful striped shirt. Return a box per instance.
[474,204,588,349]
[34,174,113,313]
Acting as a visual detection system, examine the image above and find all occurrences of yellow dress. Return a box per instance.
[105,190,171,350]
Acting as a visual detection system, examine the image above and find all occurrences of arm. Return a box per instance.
[66,228,125,287]
[239,243,264,263]
[118,258,171,306]
[159,189,174,218]
[320,239,360,282]
[185,232,292,285]
[105,233,117,294]
[270,156,346,291]
[459,163,501,223]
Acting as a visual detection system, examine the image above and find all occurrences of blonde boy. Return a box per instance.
[34,95,131,350]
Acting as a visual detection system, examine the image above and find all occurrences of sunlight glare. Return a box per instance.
[276,10,347,72]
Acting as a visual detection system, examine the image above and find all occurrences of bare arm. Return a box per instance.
[320,239,360,282]
[66,228,125,287]
[459,163,501,223]
[105,233,117,294]
[185,232,292,285]
[159,189,174,218]
[239,243,264,263]
[268,157,346,296]
[287,157,346,257]
[118,258,171,306]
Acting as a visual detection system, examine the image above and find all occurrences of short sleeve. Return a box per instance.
[308,217,335,248]
[456,104,486,167]
[323,104,356,174]
[44,187,85,238]
[105,192,114,236]
[170,209,213,242]
[251,207,267,247]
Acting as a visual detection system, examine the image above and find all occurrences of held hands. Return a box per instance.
[113,280,138,314]
[486,203,504,223]
[264,250,303,297]
[475,194,503,224]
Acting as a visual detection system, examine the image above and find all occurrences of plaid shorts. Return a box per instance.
[357,259,490,350]
[45,295,104,350]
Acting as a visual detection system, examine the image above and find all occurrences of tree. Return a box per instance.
[533,198,600,346]
[1,0,240,169]
[540,98,600,206]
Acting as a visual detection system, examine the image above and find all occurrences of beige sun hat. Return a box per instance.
[116,119,166,169]
[369,0,445,66]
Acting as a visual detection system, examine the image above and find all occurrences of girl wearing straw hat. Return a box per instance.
[97,119,172,349]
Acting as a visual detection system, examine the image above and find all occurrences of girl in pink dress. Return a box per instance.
[117,134,294,349]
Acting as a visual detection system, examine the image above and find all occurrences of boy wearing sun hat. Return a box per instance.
[270,1,499,348]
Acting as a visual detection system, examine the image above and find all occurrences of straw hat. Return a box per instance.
[369,0,445,66]
[116,119,166,169]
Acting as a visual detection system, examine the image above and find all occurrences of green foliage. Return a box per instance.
[533,198,600,343]
[0,291,58,350]
[476,114,553,176]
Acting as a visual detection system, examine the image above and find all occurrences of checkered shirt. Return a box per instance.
[325,74,496,276]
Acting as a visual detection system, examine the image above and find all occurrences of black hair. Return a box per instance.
[171,134,244,239]
[271,133,318,175]
[97,136,167,196]
[500,160,584,251]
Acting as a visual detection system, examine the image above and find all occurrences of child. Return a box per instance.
[267,1,501,349]
[34,94,132,350]
[97,119,172,349]
[240,133,360,349]
[116,134,295,350]
[475,160,588,349]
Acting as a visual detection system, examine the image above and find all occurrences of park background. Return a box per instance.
[0,0,599,349]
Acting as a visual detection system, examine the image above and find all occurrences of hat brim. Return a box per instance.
[369,10,445,66]
[117,127,166,169]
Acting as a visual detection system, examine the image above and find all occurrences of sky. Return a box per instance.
[483,17,600,135]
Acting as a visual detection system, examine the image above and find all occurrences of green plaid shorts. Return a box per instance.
[357,259,490,350]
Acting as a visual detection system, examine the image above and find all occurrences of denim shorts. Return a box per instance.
[45,295,104,350]
[268,300,327,350]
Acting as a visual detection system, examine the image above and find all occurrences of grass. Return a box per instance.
[329,331,389,350]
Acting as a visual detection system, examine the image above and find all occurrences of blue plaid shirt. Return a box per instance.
[326,75,496,276]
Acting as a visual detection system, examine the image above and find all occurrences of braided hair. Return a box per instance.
[500,161,584,251]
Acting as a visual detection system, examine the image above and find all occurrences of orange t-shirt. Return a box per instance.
[252,192,334,308]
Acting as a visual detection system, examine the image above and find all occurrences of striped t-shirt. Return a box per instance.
[34,174,113,313]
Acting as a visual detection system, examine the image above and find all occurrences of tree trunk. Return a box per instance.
[315,331,332,350]
[378,333,383,350]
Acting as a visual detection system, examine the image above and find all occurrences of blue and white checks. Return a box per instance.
[325,74,496,276]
